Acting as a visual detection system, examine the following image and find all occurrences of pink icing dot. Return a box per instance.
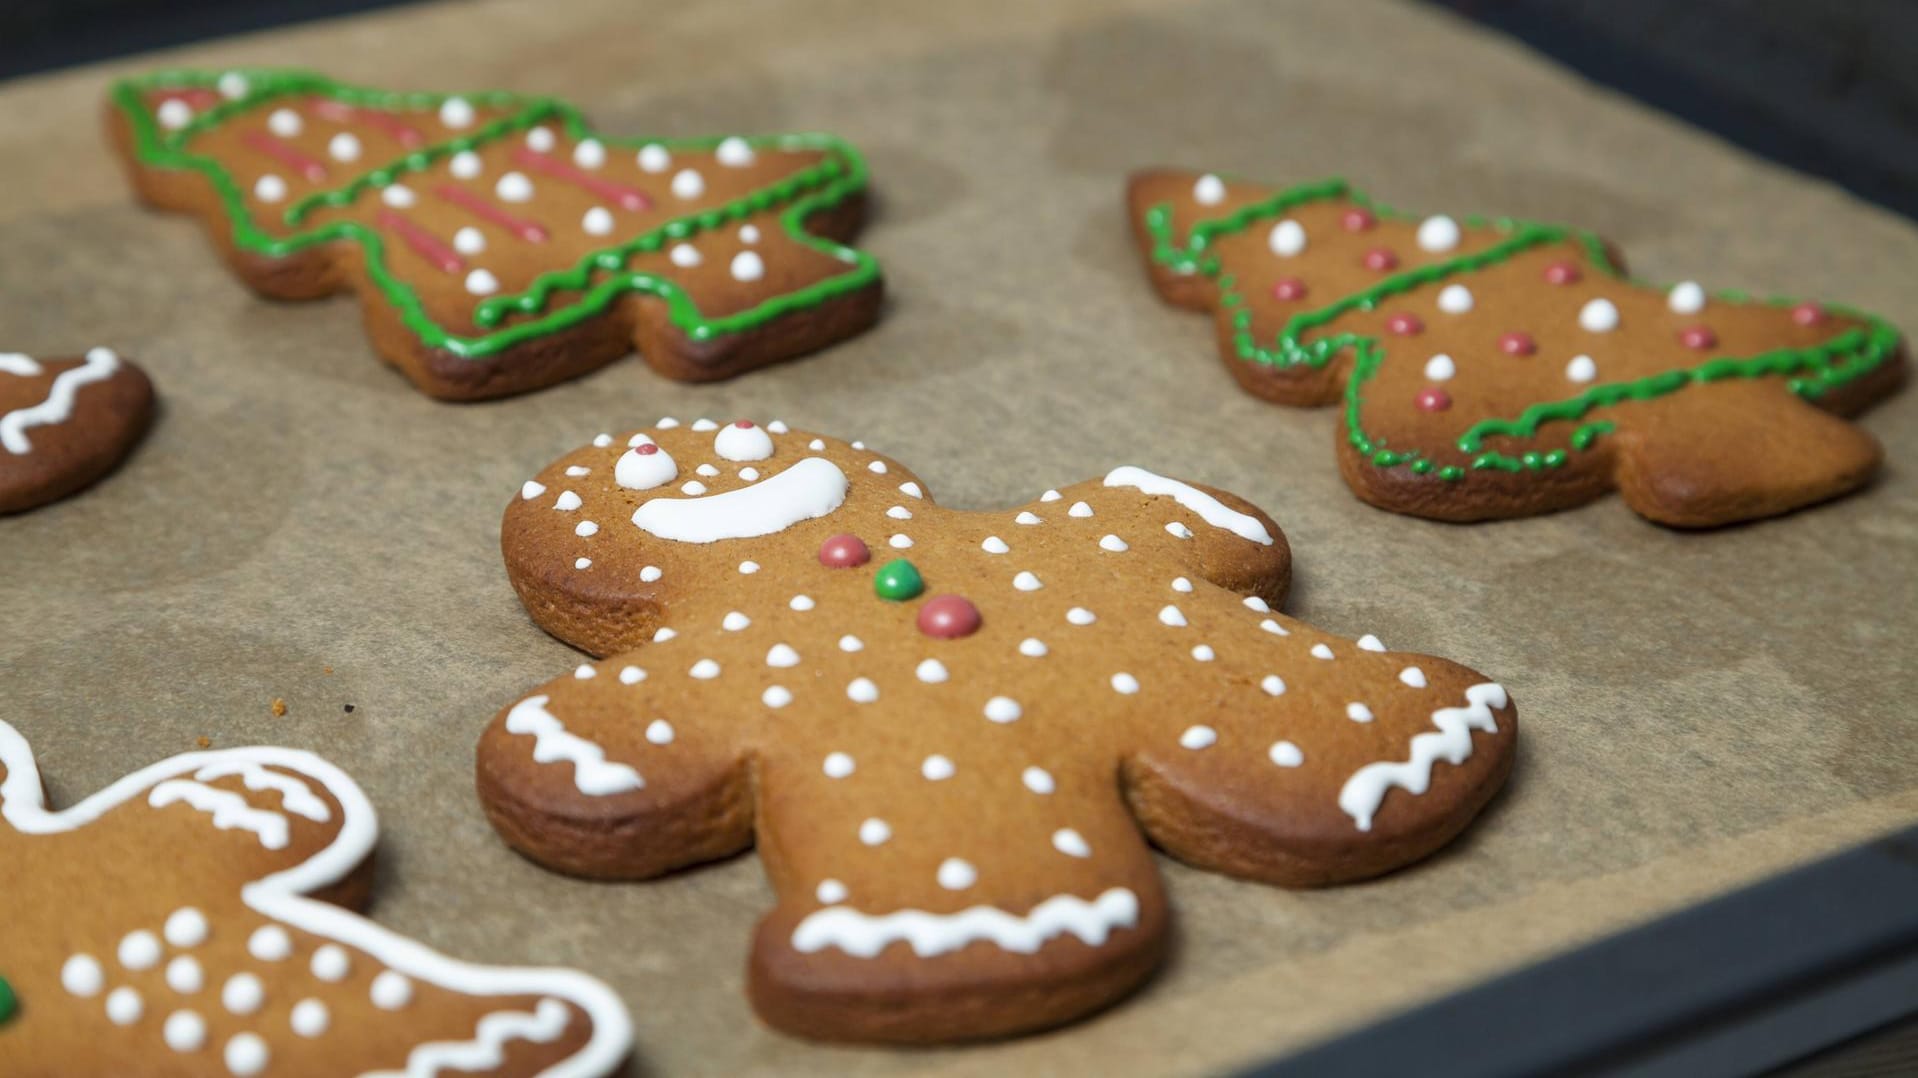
[1542,261,1582,285]
[1415,387,1452,413]
[1385,313,1424,336]
[1270,277,1308,302]
[635,443,659,456]
[1790,302,1827,327]
[1362,248,1398,272]
[1498,331,1537,356]
[1678,325,1718,350]
[1341,207,1377,232]
[734,419,755,429]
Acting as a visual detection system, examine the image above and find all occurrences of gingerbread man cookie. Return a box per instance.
[1128,170,1906,526]
[1,348,154,514]
[0,720,631,1075]
[108,69,881,400]
[481,420,1517,1043]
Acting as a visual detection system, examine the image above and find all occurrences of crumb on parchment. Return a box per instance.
[195,736,211,749]
[271,698,287,717]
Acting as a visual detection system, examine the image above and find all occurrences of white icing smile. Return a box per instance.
[632,457,848,543]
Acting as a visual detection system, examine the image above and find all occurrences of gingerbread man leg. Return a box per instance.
[481,421,1516,1042]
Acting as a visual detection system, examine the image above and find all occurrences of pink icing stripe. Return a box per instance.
[308,97,425,149]
[240,131,329,183]
[157,89,222,109]
[376,209,464,274]
[432,184,551,243]
[510,146,652,212]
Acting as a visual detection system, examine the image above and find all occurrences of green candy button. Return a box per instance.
[0,975,16,1024]
[873,559,924,601]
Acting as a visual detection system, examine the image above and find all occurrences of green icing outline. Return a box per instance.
[1144,178,1899,481]
[111,68,880,360]
[0,974,14,1024]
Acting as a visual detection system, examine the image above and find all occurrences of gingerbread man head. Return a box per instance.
[482,420,1516,1043]
[0,720,630,1075]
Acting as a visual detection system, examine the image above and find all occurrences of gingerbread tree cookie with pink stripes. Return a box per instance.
[0,719,631,1075]
[1128,170,1906,526]
[481,419,1517,1043]
[108,69,880,400]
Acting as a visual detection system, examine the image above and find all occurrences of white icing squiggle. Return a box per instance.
[792,887,1140,959]
[193,761,331,822]
[1338,683,1508,832]
[363,997,572,1077]
[632,457,847,543]
[0,347,121,454]
[0,353,45,377]
[505,695,644,796]
[147,781,292,849]
[1102,466,1274,546]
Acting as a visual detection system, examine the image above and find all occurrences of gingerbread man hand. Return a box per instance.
[1128,170,1905,527]
[0,721,630,1075]
[481,420,1516,1043]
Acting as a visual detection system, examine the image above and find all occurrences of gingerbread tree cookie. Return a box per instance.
[0,720,631,1075]
[108,69,881,400]
[1,348,154,514]
[1128,170,1906,527]
[480,420,1517,1043]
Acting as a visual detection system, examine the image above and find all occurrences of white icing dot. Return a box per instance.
[1166,522,1194,539]
[1566,355,1598,383]
[1579,297,1621,332]
[380,183,416,208]
[165,907,209,947]
[922,755,955,781]
[1669,280,1706,314]
[889,534,913,549]
[291,998,330,1037]
[553,490,582,511]
[1260,619,1289,637]
[1111,672,1140,694]
[1099,534,1129,552]
[790,595,814,611]
[370,971,412,1010]
[166,955,204,993]
[741,224,763,244]
[565,466,591,477]
[716,136,755,166]
[646,719,674,745]
[984,697,1022,723]
[640,566,663,582]
[937,858,978,890]
[164,1009,207,1051]
[887,506,913,520]
[593,434,614,447]
[848,677,879,702]
[982,536,1009,554]
[1052,829,1092,858]
[1400,666,1428,688]
[1018,638,1048,657]
[689,659,721,680]
[1244,596,1271,612]
[222,972,265,1015]
[767,643,800,667]
[495,171,534,202]
[106,986,143,1025]
[1172,577,1194,593]
[739,561,760,574]
[1191,645,1215,661]
[740,468,760,480]
[120,930,162,970]
[1346,702,1375,723]
[1022,766,1056,794]
[619,665,646,684]
[669,243,702,267]
[582,206,615,235]
[916,659,949,683]
[575,520,599,537]
[1358,634,1387,652]
[1268,741,1305,767]
[63,954,103,996]
[1193,173,1226,205]
[722,611,751,631]
[638,143,671,172]
[1437,283,1474,314]
[465,268,500,295]
[1069,501,1094,518]
[1013,571,1042,591]
[730,251,765,281]
[816,879,848,904]
[839,635,864,652]
[1066,607,1097,626]
[1267,218,1307,257]
[327,132,361,162]
[267,108,302,137]
[575,664,596,680]
[762,686,793,708]
[1040,489,1063,502]
[899,482,924,498]
[868,460,889,474]
[1158,605,1187,628]
[525,125,556,152]
[657,417,680,428]
[1417,215,1461,252]
[1424,354,1456,381]
[1311,643,1335,660]
[253,174,287,203]
[823,752,855,779]
[450,150,483,179]
[439,96,475,128]
[1261,675,1286,696]
[653,628,677,642]
[859,818,891,845]
[671,168,705,199]
[1015,512,1042,526]
[1180,725,1217,750]
[157,98,193,129]
[453,226,485,254]
[573,138,606,169]
[248,925,292,962]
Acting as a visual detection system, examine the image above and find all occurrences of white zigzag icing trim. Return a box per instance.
[792,887,1140,959]
[1338,682,1508,832]
[0,346,120,454]
[363,997,572,1077]
[147,780,291,849]
[194,760,332,822]
[505,694,644,796]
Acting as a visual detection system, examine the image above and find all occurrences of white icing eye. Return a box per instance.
[615,444,677,490]
[713,420,775,461]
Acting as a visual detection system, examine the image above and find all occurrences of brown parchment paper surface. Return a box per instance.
[1,0,1914,1073]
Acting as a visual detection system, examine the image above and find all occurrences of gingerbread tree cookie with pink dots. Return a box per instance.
[0,719,631,1075]
[1127,170,1906,526]
[480,418,1517,1043]
[108,69,881,400]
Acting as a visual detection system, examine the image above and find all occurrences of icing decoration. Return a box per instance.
[375,209,462,273]
[504,695,644,795]
[1415,388,1451,413]
[793,888,1141,958]
[818,533,871,568]
[432,183,549,243]
[631,457,849,543]
[241,130,328,182]
[1668,280,1706,314]
[713,420,774,462]
[1679,325,1718,350]
[916,595,982,639]
[614,443,676,490]
[873,559,924,601]
[2,347,122,455]
[1271,277,1308,302]
[1102,466,1274,545]
[510,145,650,211]
[1498,331,1536,356]
[1385,313,1422,335]
[1338,683,1507,831]
[1362,247,1398,272]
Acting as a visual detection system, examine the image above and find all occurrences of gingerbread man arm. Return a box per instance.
[108,69,881,400]
[0,721,632,1075]
[1128,168,1905,526]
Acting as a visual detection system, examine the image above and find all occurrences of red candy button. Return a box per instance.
[818,534,870,568]
[1498,331,1537,356]
[1271,277,1308,302]
[1678,325,1718,350]
[1542,261,1582,285]
[733,419,755,428]
[634,442,660,455]
[1415,387,1452,413]
[1341,207,1377,232]
[1362,247,1399,272]
[1385,313,1424,335]
[1790,302,1827,327]
[916,595,983,639]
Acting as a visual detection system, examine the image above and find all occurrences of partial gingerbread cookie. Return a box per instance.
[1128,170,1906,526]
[481,420,1516,1043]
[108,69,882,400]
[1,348,154,514]
[0,720,631,1075]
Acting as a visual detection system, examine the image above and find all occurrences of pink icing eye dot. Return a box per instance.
[1340,207,1377,232]
[818,533,871,569]
[635,443,659,456]
[1415,387,1452,413]
[733,419,755,429]
[1678,325,1718,350]
[1385,313,1424,336]
[916,595,983,639]
[1362,247,1398,272]
[1270,277,1308,302]
[1790,302,1827,327]
[1498,331,1537,356]
[1542,261,1582,285]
